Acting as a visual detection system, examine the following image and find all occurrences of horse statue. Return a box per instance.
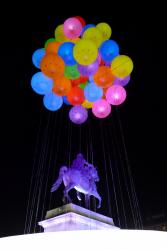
[51,153,102,208]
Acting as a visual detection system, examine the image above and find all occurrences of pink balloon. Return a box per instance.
[105,85,126,105]
[92,99,111,118]
[63,17,83,39]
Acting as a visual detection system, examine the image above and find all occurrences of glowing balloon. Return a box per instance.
[77,59,99,76]
[53,76,71,96]
[71,76,88,86]
[63,96,70,105]
[58,42,76,65]
[63,17,82,39]
[45,41,60,54]
[92,99,111,118]
[67,87,84,105]
[82,100,93,109]
[32,48,45,69]
[75,16,86,27]
[44,38,56,48]
[69,105,88,124]
[79,82,88,89]
[105,85,126,105]
[82,27,103,48]
[81,24,95,35]
[31,72,53,95]
[113,75,131,86]
[111,55,134,78]
[96,23,112,40]
[94,66,115,88]
[73,39,98,65]
[43,93,63,111]
[55,25,68,43]
[84,83,103,102]
[40,54,65,78]
[99,40,119,62]
[64,65,80,79]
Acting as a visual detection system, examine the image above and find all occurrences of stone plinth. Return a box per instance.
[38,203,119,232]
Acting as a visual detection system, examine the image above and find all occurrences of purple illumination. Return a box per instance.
[113,75,131,86]
[105,85,126,105]
[92,99,111,118]
[77,60,99,76]
[69,105,88,124]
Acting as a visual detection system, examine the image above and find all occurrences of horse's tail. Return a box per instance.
[50,166,68,193]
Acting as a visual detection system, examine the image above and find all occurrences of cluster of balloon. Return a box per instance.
[31,16,133,124]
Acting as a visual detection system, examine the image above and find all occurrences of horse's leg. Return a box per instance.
[85,194,90,209]
[91,190,102,208]
[63,183,75,203]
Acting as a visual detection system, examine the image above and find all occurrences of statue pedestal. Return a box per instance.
[38,203,119,232]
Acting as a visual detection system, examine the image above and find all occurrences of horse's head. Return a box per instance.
[89,165,100,182]
[60,166,68,174]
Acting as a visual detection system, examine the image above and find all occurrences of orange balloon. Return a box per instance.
[67,87,85,105]
[40,54,65,78]
[94,66,115,88]
[53,76,71,96]
[45,41,61,54]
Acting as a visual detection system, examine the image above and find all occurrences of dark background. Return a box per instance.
[0,2,166,237]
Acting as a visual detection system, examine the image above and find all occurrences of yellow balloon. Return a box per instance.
[111,55,134,78]
[54,25,68,43]
[73,39,98,65]
[82,27,103,48]
[82,100,93,109]
[96,23,112,40]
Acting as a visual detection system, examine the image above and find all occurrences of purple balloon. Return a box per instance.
[77,60,99,76]
[113,75,131,87]
[69,105,88,124]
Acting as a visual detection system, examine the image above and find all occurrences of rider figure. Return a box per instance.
[71,153,88,171]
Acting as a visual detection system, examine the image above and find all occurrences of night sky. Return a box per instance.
[0,3,166,237]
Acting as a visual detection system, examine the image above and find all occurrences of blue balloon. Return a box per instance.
[31,72,53,95]
[81,24,96,36]
[32,48,45,69]
[58,42,76,66]
[84,83,103,102]
[63,96,70,105]
[43,93,63,111]
[99,40,119,62]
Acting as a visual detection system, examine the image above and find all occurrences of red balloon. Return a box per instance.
[67,87,85,105]
[71,76,88,86]
[75,16,86,27]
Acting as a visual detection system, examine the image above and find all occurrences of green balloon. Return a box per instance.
[44,38,56,48]
[64,65,80,79]
[79,81,88,89]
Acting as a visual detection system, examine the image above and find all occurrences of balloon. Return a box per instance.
[44,38,56,48]
[79,82,88,89]
[77,59,99,76]
[71,76,88,86]
[67,87,84,105]
[73,39,98,65]
[84,83,103,102]
[82,100,93,109]
[82,27,103,48]
[32,48,45,69]
[43,93,63,111]
[55,24,68,43]
[111,55,134,78]
[96,23,112,40]
[64,65,80,79]
[53,76,71,96]
[40,54,65,78]
[63,17,82,39]
[105,85,126,105]
[81,24,95,35]
[58,42,76,65]
[31,72,53,95]
[93,66,115,88]
[99,40,119,62]
[45,41,61,54]
[69,105,88,124]
[63,96,71,105]
[113,75,131,86]
[75,16,86,27]
[92,99,111,118]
